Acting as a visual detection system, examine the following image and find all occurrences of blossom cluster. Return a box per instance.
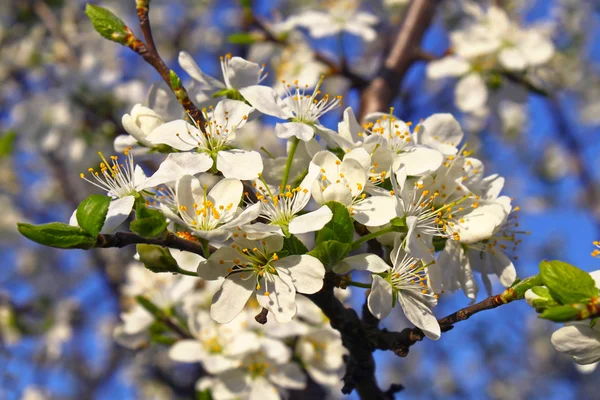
[63,48,526,395]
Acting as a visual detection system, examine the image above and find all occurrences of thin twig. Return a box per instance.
[358,0,439,119]
[96,231,208,257]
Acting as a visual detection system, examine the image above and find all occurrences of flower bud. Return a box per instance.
[121,104,164,147]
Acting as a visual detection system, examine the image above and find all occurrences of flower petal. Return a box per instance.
[210,273,255,323]
[398,291,441,340]
[168,340,203,363]
[455,73,488,113]
[179,51,225,88]
[257,273,297,323]
[227,57,262,89]
[139,153,213,190]
[217,149,263,180]
[352,196,396,227]
[145,120,200,151]
[239,85,291,119]
[394,146,443,176]
[368,275,393,319]
[101,196,135,233]
[333,253,389,274]
[275,122,315,142]
[288,206,333,235]
[275,255,325,294]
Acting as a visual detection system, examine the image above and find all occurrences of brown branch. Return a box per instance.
[306,273,402,399]
[358,0,439,119]
[96,231,208,257]
[250,16,369,89]
[370,293,510,357]
[33,0,78,67]
[117,3,205,127]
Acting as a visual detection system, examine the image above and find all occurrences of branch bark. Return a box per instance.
[96,231,208,257]
[358,0,439,119]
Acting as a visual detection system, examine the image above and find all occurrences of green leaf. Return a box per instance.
[137,244,180,273]
[539,260,598,304]
[526,285,559,312]
[539,304,582,322]
[17,222,96,249]
[501,274,543,302]
[169,70,182,90]
[197,389,213,400]
[390,217,406,227]
[131,199,168,238]
[76,195,111,236]
[0,131,16,158]
[136,295,162,315]
[315,202,354,245]
[308,240,351,269]
[228,33,256,45]
[282,235,308,255]
[85,4,129,44]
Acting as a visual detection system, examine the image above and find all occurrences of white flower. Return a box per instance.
[363,111,445,176]
[146,99,263,180]
[310,149,396,227]
[114,103,164,154]
[169,174,261,241]
[296,328,347,386]
[169,311,260,374]
[290,2,378,42]
[349,237,441,339]
[198,337,306,400]
[75,148,212,233]
[240,77,341,142]
[551,270,600,372]
[250,166,333,236]
[198,234,325,323]
[179,52,267,106]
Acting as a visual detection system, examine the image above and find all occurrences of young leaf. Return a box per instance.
[282,234,308,255]
[85,4,130,44]
[137,244,180,273]
[539,304,582,322]
[131,199,168,238]
[0,131,16,158]
[76,195,111,236]
[228,33,256,45]
[17,222,96,249]
[315,201,354,245]
[539,260,598,304]
[308,240,351,269]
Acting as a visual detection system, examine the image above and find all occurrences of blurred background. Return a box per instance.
[1,0,600,399]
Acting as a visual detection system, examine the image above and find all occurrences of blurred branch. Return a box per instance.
[358,0,440,119]
[33,0,78,67]
[249,16,369,89]
[96,231,208,257]
[117,2,206,127]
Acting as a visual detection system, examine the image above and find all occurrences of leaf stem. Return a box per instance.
[346,280,372,289]
[174,267,198,277]
[350,225,399,251]
[281,137,300,191]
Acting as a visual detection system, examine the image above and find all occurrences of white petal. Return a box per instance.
[352,196,396,227]
[210,274,255,323]
[170,249,204,273]
[178,51,225,88]
[139,153,213,190]
[269,363,307,390]
[341,158,367,197]
[145,120,200,151]
[333,253,389,274]
[213,99,254,128]
[239,85,290,119]
[427,56,470,79]
[419,113,464,155]
[168,340,203,363]
[344,147,371,171]
[337,106,363,144]
[398,291,441,340]
[243,223,284,240]
[394,146,443,176]
[227,57,262,89]
[551,323,600,361]
[217,149,263,180]
[101,196,135,233]
[455,73,488,113]
[197,247,237,280]
[490,250,516,287]
[405,216,435,262]
[208,178,244,210]
[275,255,325,294]
[453,201,507,244]
[249,377,279,400]
[322,182,353,206]
[257,273,297,323]
[275,122,315,142]
[368,275,393,319]
[498,47,527,71]
[288,206,332,235]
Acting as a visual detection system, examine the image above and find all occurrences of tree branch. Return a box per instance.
[119,2,205,126]
[358,0,439,119]
[96,231,207,257]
